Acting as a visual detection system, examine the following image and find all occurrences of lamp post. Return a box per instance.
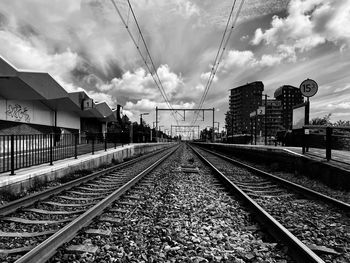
[139,113,149,143]
[140,112,149,126]
[263,94,269,145]
[225,112,233,144]
[214,121,220,142]
[159,125,164,141]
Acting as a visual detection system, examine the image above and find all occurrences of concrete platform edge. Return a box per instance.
[0,143,172,195]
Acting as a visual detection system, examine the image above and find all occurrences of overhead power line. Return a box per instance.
[110,0,178,124]
[192,0,245,125]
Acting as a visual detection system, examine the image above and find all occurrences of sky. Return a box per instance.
[0,0,349,138]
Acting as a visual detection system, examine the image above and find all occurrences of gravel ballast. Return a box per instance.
[52,144,292,263]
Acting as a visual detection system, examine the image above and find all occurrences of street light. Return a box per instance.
[140,112,149,126]
[159,125,164,140]
[139,113,149,143]
[214,121,220,132]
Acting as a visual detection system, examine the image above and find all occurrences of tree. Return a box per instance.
[310,113,332,126]
[334,119,350,127]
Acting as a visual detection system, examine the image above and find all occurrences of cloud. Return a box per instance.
[200,72,218,82]
[221,50,255,68]
[86,90,117,108]
[220,49,283,70]
[251,0,350,56]
[124,98,195,122]
[99,64,184,103]
[327,102,350,110]
[175,0,200,17]
[0,30,79,79]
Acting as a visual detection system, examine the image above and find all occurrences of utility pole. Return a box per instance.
[212,108,215,143]
[264,94,268,145]
[255,109,257,145]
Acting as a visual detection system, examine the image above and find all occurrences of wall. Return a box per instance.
[57,110,80,130]
[0,98,80,131]
[0,98,53,126]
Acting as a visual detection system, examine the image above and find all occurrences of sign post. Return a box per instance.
[299,78,318,154]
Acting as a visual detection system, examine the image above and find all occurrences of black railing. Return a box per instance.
[0,133,130,175]
[301,125,350,161]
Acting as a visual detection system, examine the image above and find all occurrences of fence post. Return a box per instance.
[302,128,305,154]
[74,133,78,159]
[104,134,107,151]
[326,127,332,161]
[92,136,95,155]
[50,133,53,165]
[10,134,15,175]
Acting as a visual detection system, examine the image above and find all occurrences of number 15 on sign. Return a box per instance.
[300,79,318,97]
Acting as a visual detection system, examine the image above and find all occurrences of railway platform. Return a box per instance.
[195,143,350,190]
[0,143,171,194]
[235,144,350,171]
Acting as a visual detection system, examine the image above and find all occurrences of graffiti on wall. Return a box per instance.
[6,104,31,123]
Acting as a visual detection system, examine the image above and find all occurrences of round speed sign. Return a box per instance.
[299,78,318,97]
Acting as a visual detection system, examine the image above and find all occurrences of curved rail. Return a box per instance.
[189,144,324,263]
[15,145,179,263]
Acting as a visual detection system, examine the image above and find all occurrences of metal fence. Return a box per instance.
[301,126,350,161]
[0,133,130,175]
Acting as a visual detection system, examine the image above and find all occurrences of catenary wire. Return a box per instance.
[110,0,178,124]
[191,0,245,129]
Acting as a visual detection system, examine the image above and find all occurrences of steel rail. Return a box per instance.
[194,145,350,212]
[15,144,179,263]
[189,144,325,263]
[0,145,173,216]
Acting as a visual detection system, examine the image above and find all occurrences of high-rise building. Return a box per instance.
[274,85,304,130]
[228,81,264,134]
[265,99,283,136]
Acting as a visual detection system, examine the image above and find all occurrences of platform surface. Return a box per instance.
[232,144,350,172]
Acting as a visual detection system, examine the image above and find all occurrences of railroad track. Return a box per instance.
[48,143,294,262]
[190,144,350,263]
[0,144,178,263]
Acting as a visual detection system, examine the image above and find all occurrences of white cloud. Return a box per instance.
[327,102,350,110]
[334,85,350,93]
[0,30,79,79]
[87,90,117,108]
[99,64,184,101]
[225,50,255,67]
[259,54,282,67]
[200,72,218,82]
[251,0,350,55]
[220,49,283,71]
[175,0,200,17]
[195,84,205,92]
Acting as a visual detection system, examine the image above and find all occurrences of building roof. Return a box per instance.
[274,85,298,98]
[0,57,17,76]
[0,56,117,122]
[230,81,264,91]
